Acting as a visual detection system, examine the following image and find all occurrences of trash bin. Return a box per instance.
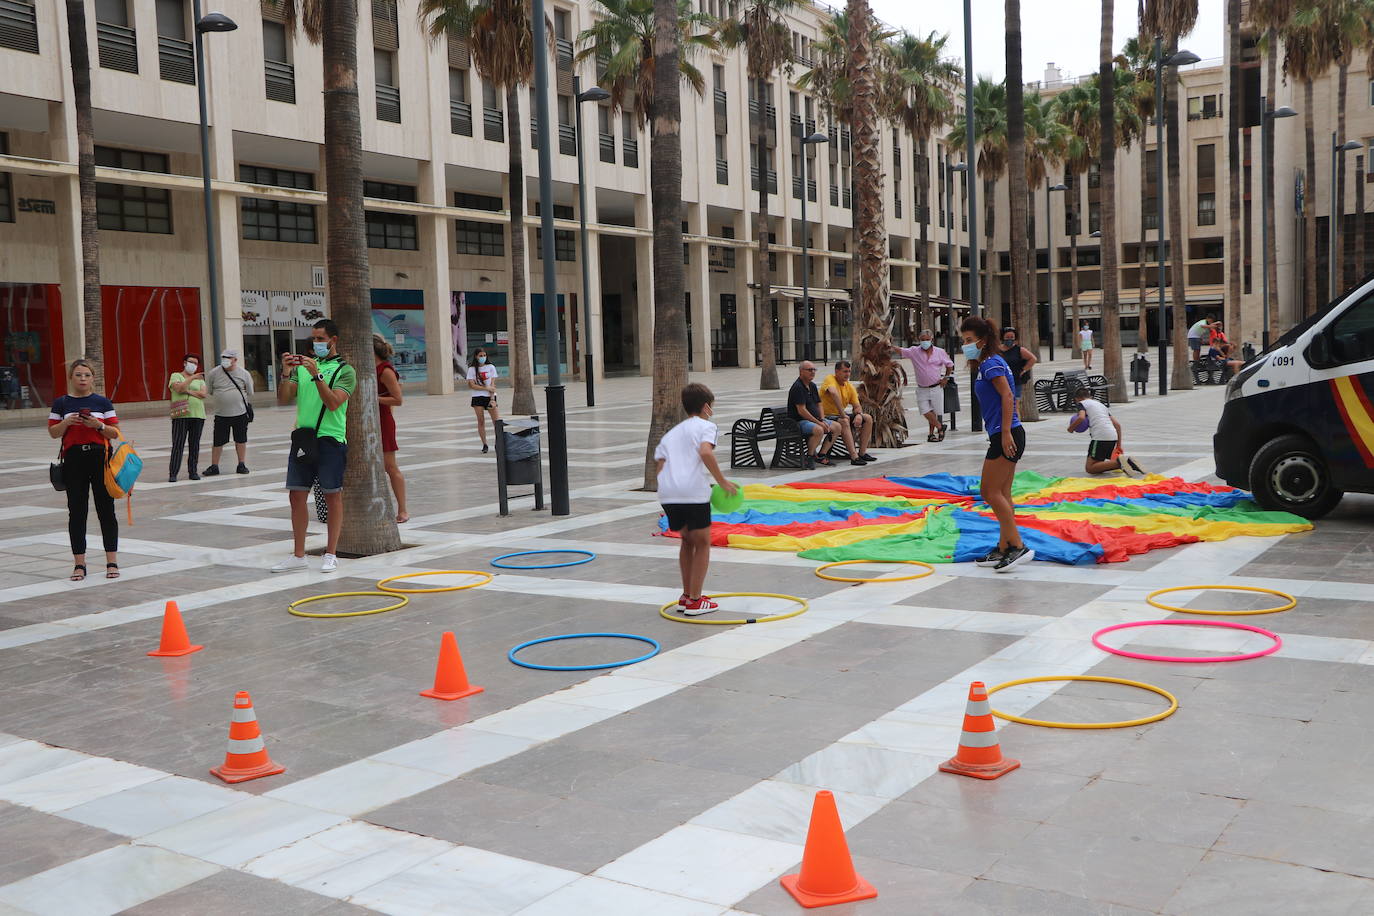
[942,378,960,432]
[495,417,545,516]
[1130,354,1151,395]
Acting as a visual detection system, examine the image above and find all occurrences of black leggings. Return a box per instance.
[169,417,204,477]
[63,445,118,556]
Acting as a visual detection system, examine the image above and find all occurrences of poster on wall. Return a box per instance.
[450,291,467,374]
[371,289,426,384]
[240,291,269,328]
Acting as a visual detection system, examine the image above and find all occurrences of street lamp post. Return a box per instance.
[1260,100,1297,349]
[948,159,967,354]
[1045,182,1067,362]
[192,4,236,361]
[1152,41,1200,396]
[573,76,609,407]
[799,131,829,361]
[1329,134,1363,303]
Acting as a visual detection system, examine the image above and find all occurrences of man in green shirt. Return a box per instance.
[271,319,357,573]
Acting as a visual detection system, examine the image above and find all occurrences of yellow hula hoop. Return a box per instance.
[985,675,1178,729]
[377,570,493,594]
[814,559,935,583]
[1146,584,1296,616]
[658,592,809,626]
[288,591,410,619]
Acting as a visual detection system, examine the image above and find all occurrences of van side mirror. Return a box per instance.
[1307,329,1332,368]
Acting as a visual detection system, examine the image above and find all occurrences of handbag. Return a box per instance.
[222,367,254,423]
[49,442,65,492]
[289,362,344,467]
[170,398,191,419]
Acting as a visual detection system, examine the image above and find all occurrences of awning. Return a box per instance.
[891,293,971,312]
[750,284,851,302]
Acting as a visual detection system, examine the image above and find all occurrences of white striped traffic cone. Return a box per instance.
[938,681,1020,780]
[209,690,286,784]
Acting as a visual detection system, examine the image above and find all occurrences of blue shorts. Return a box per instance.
[286,437,347,493]
[799,420,823,436]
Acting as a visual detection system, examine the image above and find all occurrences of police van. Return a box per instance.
[1214,274,1374,518]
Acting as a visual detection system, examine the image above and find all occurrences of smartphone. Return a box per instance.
[79,408,92,418]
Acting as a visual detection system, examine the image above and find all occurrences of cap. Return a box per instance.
[220,348,241,359]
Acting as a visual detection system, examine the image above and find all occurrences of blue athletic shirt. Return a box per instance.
[973,354,1020,435]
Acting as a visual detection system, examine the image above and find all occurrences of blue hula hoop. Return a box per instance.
[508,632,660,671]
[491,549,596,570]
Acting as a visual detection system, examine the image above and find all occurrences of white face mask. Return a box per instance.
[221,358,232,369]
[919,340,933,350]
[184,362,198,374]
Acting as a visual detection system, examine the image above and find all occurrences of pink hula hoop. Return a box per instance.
[1092,619,1282,663]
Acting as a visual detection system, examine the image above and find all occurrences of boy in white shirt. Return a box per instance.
[1069,385,1145,478]
[654,383,737,615]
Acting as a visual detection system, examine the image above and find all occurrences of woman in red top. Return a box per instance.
[373,334,408,523]
[48,359,121,581]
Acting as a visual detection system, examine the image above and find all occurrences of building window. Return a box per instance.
[482,80,504,142]
[364,180,418,249]
[1087,161,1100,189]
[155,0,195,84]
[94,147,172,233]
[456,219,503,256]
[1197,143,1216,180]
[1187,94,1222,120]
[599,107,615,164]
[622,112,639,168]
[449,68,471,135]
[1088,200,1101,233]
[557,94,575,156]
[0,0,39,54]
[1198,192,1216,225]
[455,192,502,211]
[96,0,138,73]
[535,228,576,261]
[375,48,401,123]
[0,134,11,222]
[240,165,316,243]
[263,20,296,103]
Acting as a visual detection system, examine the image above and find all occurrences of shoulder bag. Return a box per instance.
[49,441,66,492]
[222,367,254,423]
[289,362,344,467]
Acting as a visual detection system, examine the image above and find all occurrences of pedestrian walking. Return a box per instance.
[374,334,409,523]
[167,353,206,482]
[961,316,1035,573]
[893,329,954,441]
[467,348,499,453]
[271,320,356,574]
[48,359,121,581]
[1079,322,1095,370]
[202,348,254,477]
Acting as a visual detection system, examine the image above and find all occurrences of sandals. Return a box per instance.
[927,433,940,442]
[813,455,832,467]
[105,563,120,580]
[938,424,948,442]
[70,564,87,582]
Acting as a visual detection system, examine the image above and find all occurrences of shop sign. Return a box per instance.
[18,198,56,214]
[295,292,326,326]
[240,291,268,327]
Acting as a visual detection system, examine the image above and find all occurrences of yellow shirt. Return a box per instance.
[819,374,859,418]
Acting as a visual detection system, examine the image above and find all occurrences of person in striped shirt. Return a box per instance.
[48,359,121,581]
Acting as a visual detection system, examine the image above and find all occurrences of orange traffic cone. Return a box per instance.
[419,631,484,701]
[779,790,878,908]
[147,600,203,657]
[939,681,1020,780]
[209,691,285,784]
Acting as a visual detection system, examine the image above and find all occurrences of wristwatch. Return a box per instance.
[314,372,325,381]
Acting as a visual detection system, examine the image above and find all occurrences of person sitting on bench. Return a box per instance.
[820,360,877,466]
[788,362,840,469]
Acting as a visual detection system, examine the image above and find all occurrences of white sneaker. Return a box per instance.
[1124,456,1148,478]
[321,553,338,572]
[270,555,308,573]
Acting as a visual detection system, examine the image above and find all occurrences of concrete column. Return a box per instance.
[585,227,605,382]
[687,205,711,373]
[418,160,454,394]
[634,196,653,375]
[47,100,84,363]
[736,210,756,368]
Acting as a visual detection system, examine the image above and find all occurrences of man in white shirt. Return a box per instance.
[203,349,255,476]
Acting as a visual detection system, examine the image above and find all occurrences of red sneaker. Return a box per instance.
[678,593,689,607]
[681,596,719,616]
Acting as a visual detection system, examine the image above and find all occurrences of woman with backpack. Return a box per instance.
[48,359,121,581]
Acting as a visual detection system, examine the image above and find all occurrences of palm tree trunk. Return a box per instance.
[1302,78,1316,317]
[1137,146,1149,351]
[66,0,102,387]
[1098,0,1125,402]
[1166,56,1192,389]
[643,0,689,489]
[1024,186,1041,360]
[1005,0,1038,420]
[1069,214,1079,344]
[505,86,537,414]
[848,0,904,447]
[324,0,401,557]
[1335,62,1348,294]
[917,140,931,336]
[755,78,779,389]
[1225,0,1242,340]
[1263,39,1279,342]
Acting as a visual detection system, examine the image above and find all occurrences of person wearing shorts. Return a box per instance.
[203,348,254,476]
[467,348,499,453]
[1070,384,1144,477]
[787,362,838,468]
[893,329,954,442]
[1187,316,1213,360]
[1079,322,1095,370]
[655,383,736,616]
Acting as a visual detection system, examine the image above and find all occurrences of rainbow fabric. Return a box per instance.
[657,472,1312,566]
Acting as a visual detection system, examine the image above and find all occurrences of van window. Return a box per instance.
[1309,289,1374,369]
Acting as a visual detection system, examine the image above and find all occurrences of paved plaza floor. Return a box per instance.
[0,359,1371,915]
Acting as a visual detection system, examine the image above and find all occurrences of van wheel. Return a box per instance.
[1248,434,1343,519]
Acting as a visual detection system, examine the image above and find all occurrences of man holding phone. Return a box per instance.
[272,319,355,573]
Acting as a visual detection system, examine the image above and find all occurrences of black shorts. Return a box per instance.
[212,414,249,446]
[1088,439,1118,461]
[471,396,495,410]
[663,502,712,532]
[985,425,1027,463]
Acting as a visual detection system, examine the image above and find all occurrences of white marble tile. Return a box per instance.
[264,758,450,816]
[470,699,619,741]
[142,795,346,867]
[0,734,21,750]
[623,651,742,686]
[1111,624,1258,652]
[1275,632,1370,664]
[0,741,88,788]
[1358,645,1374,667]
[548,675,680,712]
[514,876,726,915]
[244,820,451,898]
[348,845,579,916]
[854,605,974,630]
[0,756,163,813]
[990,637,1108,668]
[955,657,1080,688]
[370,727,537,777]
[62,775,243,837]
[1012,616,1105,640]
[775,742,941,798]
[594,825,802,906]
[691,780,887,846]
[0,844,219,916]
[680,633,794,662]
[841,718,966,759]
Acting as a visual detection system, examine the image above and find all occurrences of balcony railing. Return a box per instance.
[807,178,816,202]
[97,21,138,73]
[750,166,777,194]
[830,184,839,206]
[748,99,777,129]
[158,35,195,84]
[376,84,401,123]
[792,175,802,199]
[265,59,296,103]
[894,197,902,218]
[713,88,727,118]
[599,132,615,163]
[555,37,573,70]
[558,123,576,156]
[716,158,729,185]
[450,98,473,136]
[623,136,639,167]
[842,186,852,208]
[0,0,39,54]
[484,107,504,141]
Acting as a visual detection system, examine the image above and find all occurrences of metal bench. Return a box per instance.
[728,407,809,469]
[1034,370,1112,412]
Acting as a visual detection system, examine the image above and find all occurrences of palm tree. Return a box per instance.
[1251,0,1294,342]
[1004,0,1036,420]
[948,78,1008,317]
[418,0,538,415]
[278,0,401,555]
[1140,0,1199,391]
[1097,0,1125,403]
[1121,36,1156,352]
[1052,83,1096,348]
[721,0,796,391]
[885,31,959,335]
[1023,90,1067,385]
[1226,0,1243,339]
[65,2,103,386]
[1281,2,1335,318]
[1324,0,1373,293]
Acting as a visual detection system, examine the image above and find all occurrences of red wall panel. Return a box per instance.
[101,286,202,404]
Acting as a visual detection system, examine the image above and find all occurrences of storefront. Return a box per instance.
[370,288,426,384]
[240,289,328,390]
[0,283,64,410]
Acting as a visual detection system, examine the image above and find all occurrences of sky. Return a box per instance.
[868,0,1226,85]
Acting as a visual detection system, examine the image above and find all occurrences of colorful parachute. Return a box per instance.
[657,472,1312,566]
